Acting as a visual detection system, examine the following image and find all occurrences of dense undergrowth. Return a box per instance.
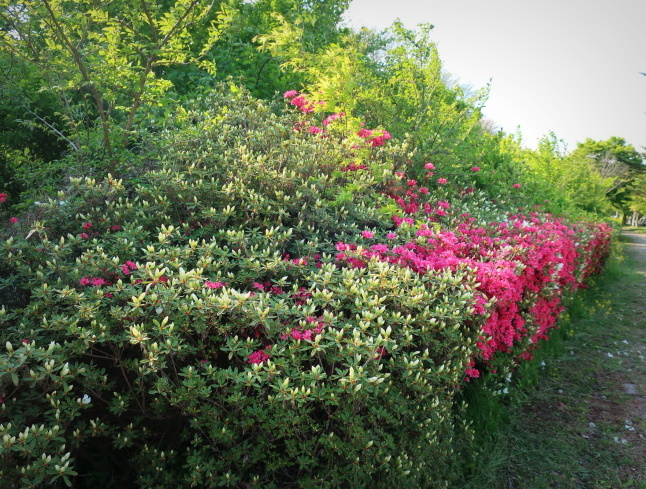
[0,87,614,488]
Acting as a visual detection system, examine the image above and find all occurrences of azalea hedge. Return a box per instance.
[0,88,612,488]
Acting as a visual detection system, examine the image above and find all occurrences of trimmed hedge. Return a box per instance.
[0,87,612,488]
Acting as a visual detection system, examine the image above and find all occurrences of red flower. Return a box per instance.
[82,222,93,230]
[9,217,18,224]
[0,193,7,202]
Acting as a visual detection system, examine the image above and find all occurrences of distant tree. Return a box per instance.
[571,137,645,216]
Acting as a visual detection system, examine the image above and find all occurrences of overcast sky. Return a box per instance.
[343,0,646,152]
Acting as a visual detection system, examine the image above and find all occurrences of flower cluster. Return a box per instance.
[335,171,612,377]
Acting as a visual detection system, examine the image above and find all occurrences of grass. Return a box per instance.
[457,232,646,489]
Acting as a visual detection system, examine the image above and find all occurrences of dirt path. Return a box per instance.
[600,230,646,482]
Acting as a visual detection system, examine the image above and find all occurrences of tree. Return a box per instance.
[570,137,645,216]
[522,133,616,216]
[0,0,234,171]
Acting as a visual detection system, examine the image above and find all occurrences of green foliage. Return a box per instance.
[0,0,234,168]
[571,137,645,215]
[523,133,615,216]
[0,88,485,488]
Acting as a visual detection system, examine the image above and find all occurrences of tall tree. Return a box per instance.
[0,0,234,170]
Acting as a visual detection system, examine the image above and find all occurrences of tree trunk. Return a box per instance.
[629,211,640,227]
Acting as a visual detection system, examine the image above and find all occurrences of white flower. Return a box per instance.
[80,394,91,404]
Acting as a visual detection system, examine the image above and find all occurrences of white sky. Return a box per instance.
[343,0,646,152]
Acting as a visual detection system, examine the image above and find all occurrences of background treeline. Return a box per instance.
[0,0,643,218]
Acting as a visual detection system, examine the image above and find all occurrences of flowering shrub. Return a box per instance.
[0,87,613,488]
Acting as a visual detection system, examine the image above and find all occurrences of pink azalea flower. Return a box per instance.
[0,193,7,202]
[386,232,397,239]
[82,222,93,230]
[437,178,447,184]
[424,162,435,170]
[283,90,298,99]
[9,217,18,224]
[79,233,89,239]
[357,128,373,138]
[361,230,374,239]
[471,166,480,172]
[513,183,521,188]
[79,277,91,286]
[247,348,270,364]
[91,277,107,286]
[322,112,344,125]
[205,280,224,289]
[307,126,323,135]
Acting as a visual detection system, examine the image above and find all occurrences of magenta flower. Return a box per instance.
[205,280,224,289]
[82,222,93,230]
[307,126,323,135]
[79,277,91,286]
[471,167,480,172]
[9,217,18,224]
[247,348,270,364]
[0,193,7,202]
[322,112,344,125]
[424,162,435,170]
[513,183,521,188]
[386,232,397,239]
[283,90,298,99]
[79,233,89,239]
[437,178,447,184]
[361,230,374,239]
